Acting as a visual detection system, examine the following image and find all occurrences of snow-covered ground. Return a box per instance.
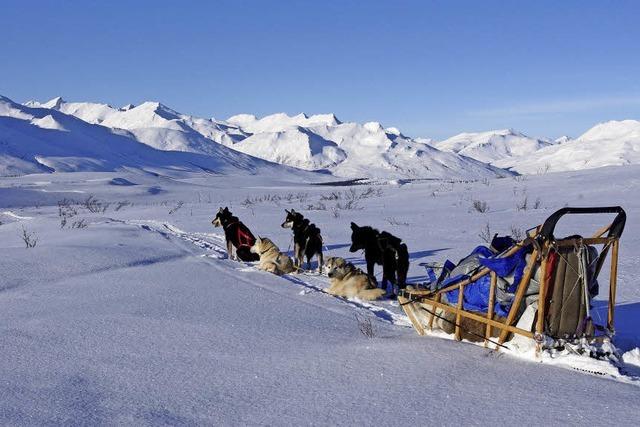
[1,165,639,424]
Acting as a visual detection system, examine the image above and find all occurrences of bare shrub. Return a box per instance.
[169,201,184,215]
[471,200,489,213]
[82,195,110,213]
[358,187,383,199]
[478,223,492,243]
[330,207,340,218]
[481,177,491,186]
[306,201,327,211]
[355,313,375,338]
[21,226,38,248]
[294,192,309,204]
[385,217,410,226]
[58,199,78,229]
[510,225,525,241]
[240,197,254,208]
[241,193,282,207]
[71,219,88,229]
[533,197,542,210]
[537,163,551,175]
[114,201,132,211]
[335,200,361,210]
[516,196,528,212]
[320,191,342,201]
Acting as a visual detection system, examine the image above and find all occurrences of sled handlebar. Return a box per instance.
[540,206,626,241]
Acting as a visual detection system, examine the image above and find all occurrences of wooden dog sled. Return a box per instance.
[398,207,626,354]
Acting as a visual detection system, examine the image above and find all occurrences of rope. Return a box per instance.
[399,298,511,350]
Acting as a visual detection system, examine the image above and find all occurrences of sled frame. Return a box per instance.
[398,207,625,350]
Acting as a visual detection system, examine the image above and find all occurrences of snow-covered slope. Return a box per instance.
[0,95,306,178]
[227,112,340,133]
[434,128,552,165]
[232,127,347,171]
[25,97,248,155]
[1,165,639,424]
[27,97,510,180]
[228,115,510,179]
[501,120,640,174]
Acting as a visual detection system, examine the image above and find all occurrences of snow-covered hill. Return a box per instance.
[0,96,305,178]
[22,97,510,180]
[17,96,640,179]
[228,117,509,179]
[433,128,553,165]
[24,97,247,155]
[500,120,640,174]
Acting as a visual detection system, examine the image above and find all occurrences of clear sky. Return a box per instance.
[2,0,639,139]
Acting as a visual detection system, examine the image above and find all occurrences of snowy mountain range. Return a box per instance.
[3,94,640,178]
[433,128,554,165]
[0,96,299,178]
[2,96,507,180]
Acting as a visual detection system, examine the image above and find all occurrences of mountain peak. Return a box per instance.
[43,96,65,110]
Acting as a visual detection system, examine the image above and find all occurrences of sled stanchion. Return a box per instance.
[399,296,425,336]
[608,239,619,332]
[485,272,497,347]
[498,249,539,345]
[535,250,549,353]
[428,294,441,330]
[591,222,613,239]
[455,283,464,340]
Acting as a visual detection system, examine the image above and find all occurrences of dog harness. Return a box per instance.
[224,221,255,249]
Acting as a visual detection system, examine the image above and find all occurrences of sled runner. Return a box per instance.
[398,207,626,356]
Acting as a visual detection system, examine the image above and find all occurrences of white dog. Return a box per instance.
[250,237,295,275]
[324,257,385,300]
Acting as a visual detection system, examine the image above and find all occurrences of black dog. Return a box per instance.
[281,209,324,272]
[212,207,260,262]
[349,222,409,292]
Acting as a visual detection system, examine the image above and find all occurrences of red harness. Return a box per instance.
[225,221,255,248]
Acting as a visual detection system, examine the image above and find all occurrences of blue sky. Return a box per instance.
[2,0,639,139]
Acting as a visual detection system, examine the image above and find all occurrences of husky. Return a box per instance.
[349,222,409,293]
[324,257,385,300]
[250,236,295,275]
[212,207,260,262]
[281,209,324,272]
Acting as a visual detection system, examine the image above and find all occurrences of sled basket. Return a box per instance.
[398,206,626,350]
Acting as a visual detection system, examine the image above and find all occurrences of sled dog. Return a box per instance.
[250,237,295,275]
[212,207,260,262]
[349,222,409,291]
[281,209,324,272]
[324,257,385,300]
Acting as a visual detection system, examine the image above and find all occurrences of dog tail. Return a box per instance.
[357,288,386,301]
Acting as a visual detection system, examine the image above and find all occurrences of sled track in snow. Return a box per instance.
[127,219,411,327]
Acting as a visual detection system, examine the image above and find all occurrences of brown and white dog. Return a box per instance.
[324,257,385,300]
[250,237,295,275]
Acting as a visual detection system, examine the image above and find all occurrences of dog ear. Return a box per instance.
[290,208,296,214]
[350,222,358,230]
[223,207,229,213]
[218,207,223,213]
[285,209,291,214]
